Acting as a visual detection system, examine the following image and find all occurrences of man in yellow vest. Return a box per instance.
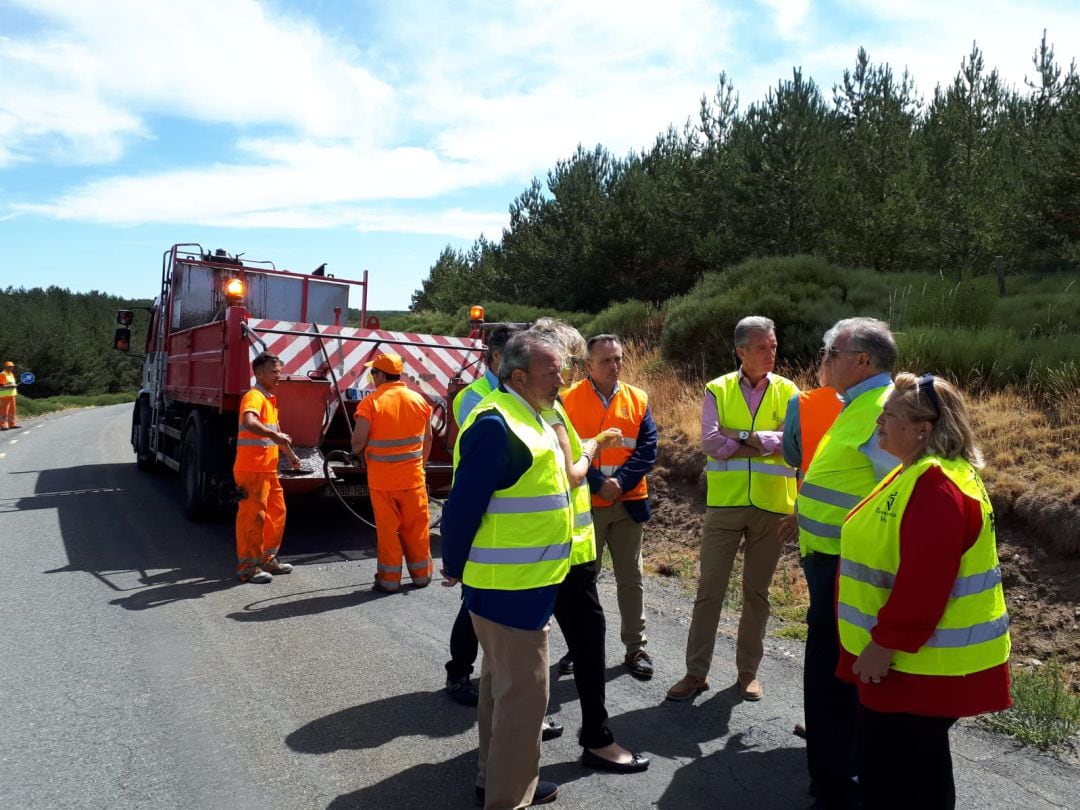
[234,352,302,583]
[351,352,434,593]
[0,361,19,430]
[797,317,898,810]
[666,317,798,703]
[441,331,572,808]
[562,334,658,680]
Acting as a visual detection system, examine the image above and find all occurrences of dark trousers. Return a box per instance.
[802,552,858,805]
[446,598,479,678]
[554,559,614,749]
[857,706,957,809]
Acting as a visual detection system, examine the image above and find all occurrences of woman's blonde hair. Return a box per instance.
[891,372,983,467]
[530,317,587,372]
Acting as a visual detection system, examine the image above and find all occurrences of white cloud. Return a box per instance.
[757,0,811,40]
[0,0,394,164]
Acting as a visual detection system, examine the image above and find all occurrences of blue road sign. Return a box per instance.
[19,372,35,385]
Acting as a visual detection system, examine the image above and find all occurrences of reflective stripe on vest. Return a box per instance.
[706,459,797,478]
[367,433,425,463]
[703,372,799,513]
[561,380,650,507]
[457,391,573,590]
[796,383,891,556]
[837,455,1010,676]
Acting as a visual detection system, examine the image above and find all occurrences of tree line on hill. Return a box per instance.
[411,36,1080,316]
[0,287,148,397]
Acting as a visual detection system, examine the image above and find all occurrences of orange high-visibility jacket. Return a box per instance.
[798,387,844,480]
[234,386,280,473]
[356,381,432,491]
[562,379,649,507]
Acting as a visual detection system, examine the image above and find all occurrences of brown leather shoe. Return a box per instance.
[739,677,764,701]
[666,674,709,701]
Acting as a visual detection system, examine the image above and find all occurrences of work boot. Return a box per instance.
[263,559,293,575]
[239,568,272,584]
[624,650,654,680]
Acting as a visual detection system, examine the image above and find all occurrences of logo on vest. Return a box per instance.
[875,490,900,524]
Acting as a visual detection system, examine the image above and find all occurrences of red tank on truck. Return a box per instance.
[113,244,488,520]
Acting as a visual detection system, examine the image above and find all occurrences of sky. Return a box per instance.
[1,1,1078,311]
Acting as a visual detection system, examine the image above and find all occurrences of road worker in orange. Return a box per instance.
[352,352,435,593]
[1,361,19,430]
[234,351,302,584]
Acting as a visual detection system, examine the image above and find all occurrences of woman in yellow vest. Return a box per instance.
[837,373,1011,809]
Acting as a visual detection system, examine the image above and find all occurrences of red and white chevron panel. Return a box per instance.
[245,320,483,406]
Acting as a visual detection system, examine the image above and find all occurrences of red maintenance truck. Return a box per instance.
[117,244,484,519]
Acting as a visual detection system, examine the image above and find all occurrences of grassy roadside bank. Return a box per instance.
[14,392,136,419]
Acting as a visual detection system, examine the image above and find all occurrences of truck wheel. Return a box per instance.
[134,399,157,472]
[181,417,210,521]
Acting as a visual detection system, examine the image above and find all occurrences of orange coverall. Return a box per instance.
[0,370,17,428]
[234,387,287,579]
[356,382,434,591]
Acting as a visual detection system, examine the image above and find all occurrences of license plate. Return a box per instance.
[332,483,368,498]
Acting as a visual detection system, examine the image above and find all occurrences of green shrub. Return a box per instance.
[661,255,873,375]
[585,300,664,343]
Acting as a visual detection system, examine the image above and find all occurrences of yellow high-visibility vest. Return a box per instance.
[456,390,573,590]
[797,384,891,556]
[838,455,1010,676]
[704,372,799,514]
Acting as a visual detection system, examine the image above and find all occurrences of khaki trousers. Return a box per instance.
[472,611,550,810]
[684,506,783,680]
[593,501,646,653]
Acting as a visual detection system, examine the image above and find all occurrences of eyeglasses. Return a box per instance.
[918,373,941,417]
[818,346,862,360]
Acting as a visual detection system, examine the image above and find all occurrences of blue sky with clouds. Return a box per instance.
[2,1,1078,309]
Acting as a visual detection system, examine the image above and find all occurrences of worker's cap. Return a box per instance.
[3,361,13,368]
[364,353,403,375]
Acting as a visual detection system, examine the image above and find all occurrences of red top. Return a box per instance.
[836,464,1012,717]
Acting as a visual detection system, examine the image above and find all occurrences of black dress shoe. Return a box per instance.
[541,716,563,741]
[475,780,559,806]
[624,650,654,680]
[445,674,479,707]
[582,748,650,773]
[557,652,574,675]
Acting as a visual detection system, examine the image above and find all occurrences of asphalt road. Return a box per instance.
[2,404,1078,809]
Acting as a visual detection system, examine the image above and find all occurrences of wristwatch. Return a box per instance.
[738,430,751,442]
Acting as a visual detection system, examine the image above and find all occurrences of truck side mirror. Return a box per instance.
[114,327,131,352]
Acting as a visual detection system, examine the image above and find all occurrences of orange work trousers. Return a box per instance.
[0,397,15,427]
[370,485,433,591]
[234,471,286,578]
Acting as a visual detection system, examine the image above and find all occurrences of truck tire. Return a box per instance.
[181,414,211,521]
[134,398,157,472]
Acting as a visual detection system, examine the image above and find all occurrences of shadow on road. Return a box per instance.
[11,461,382,610]
[287,689,476,754]
[657,733,808,809]
[226,583,395,622]
[328,749,479,809]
